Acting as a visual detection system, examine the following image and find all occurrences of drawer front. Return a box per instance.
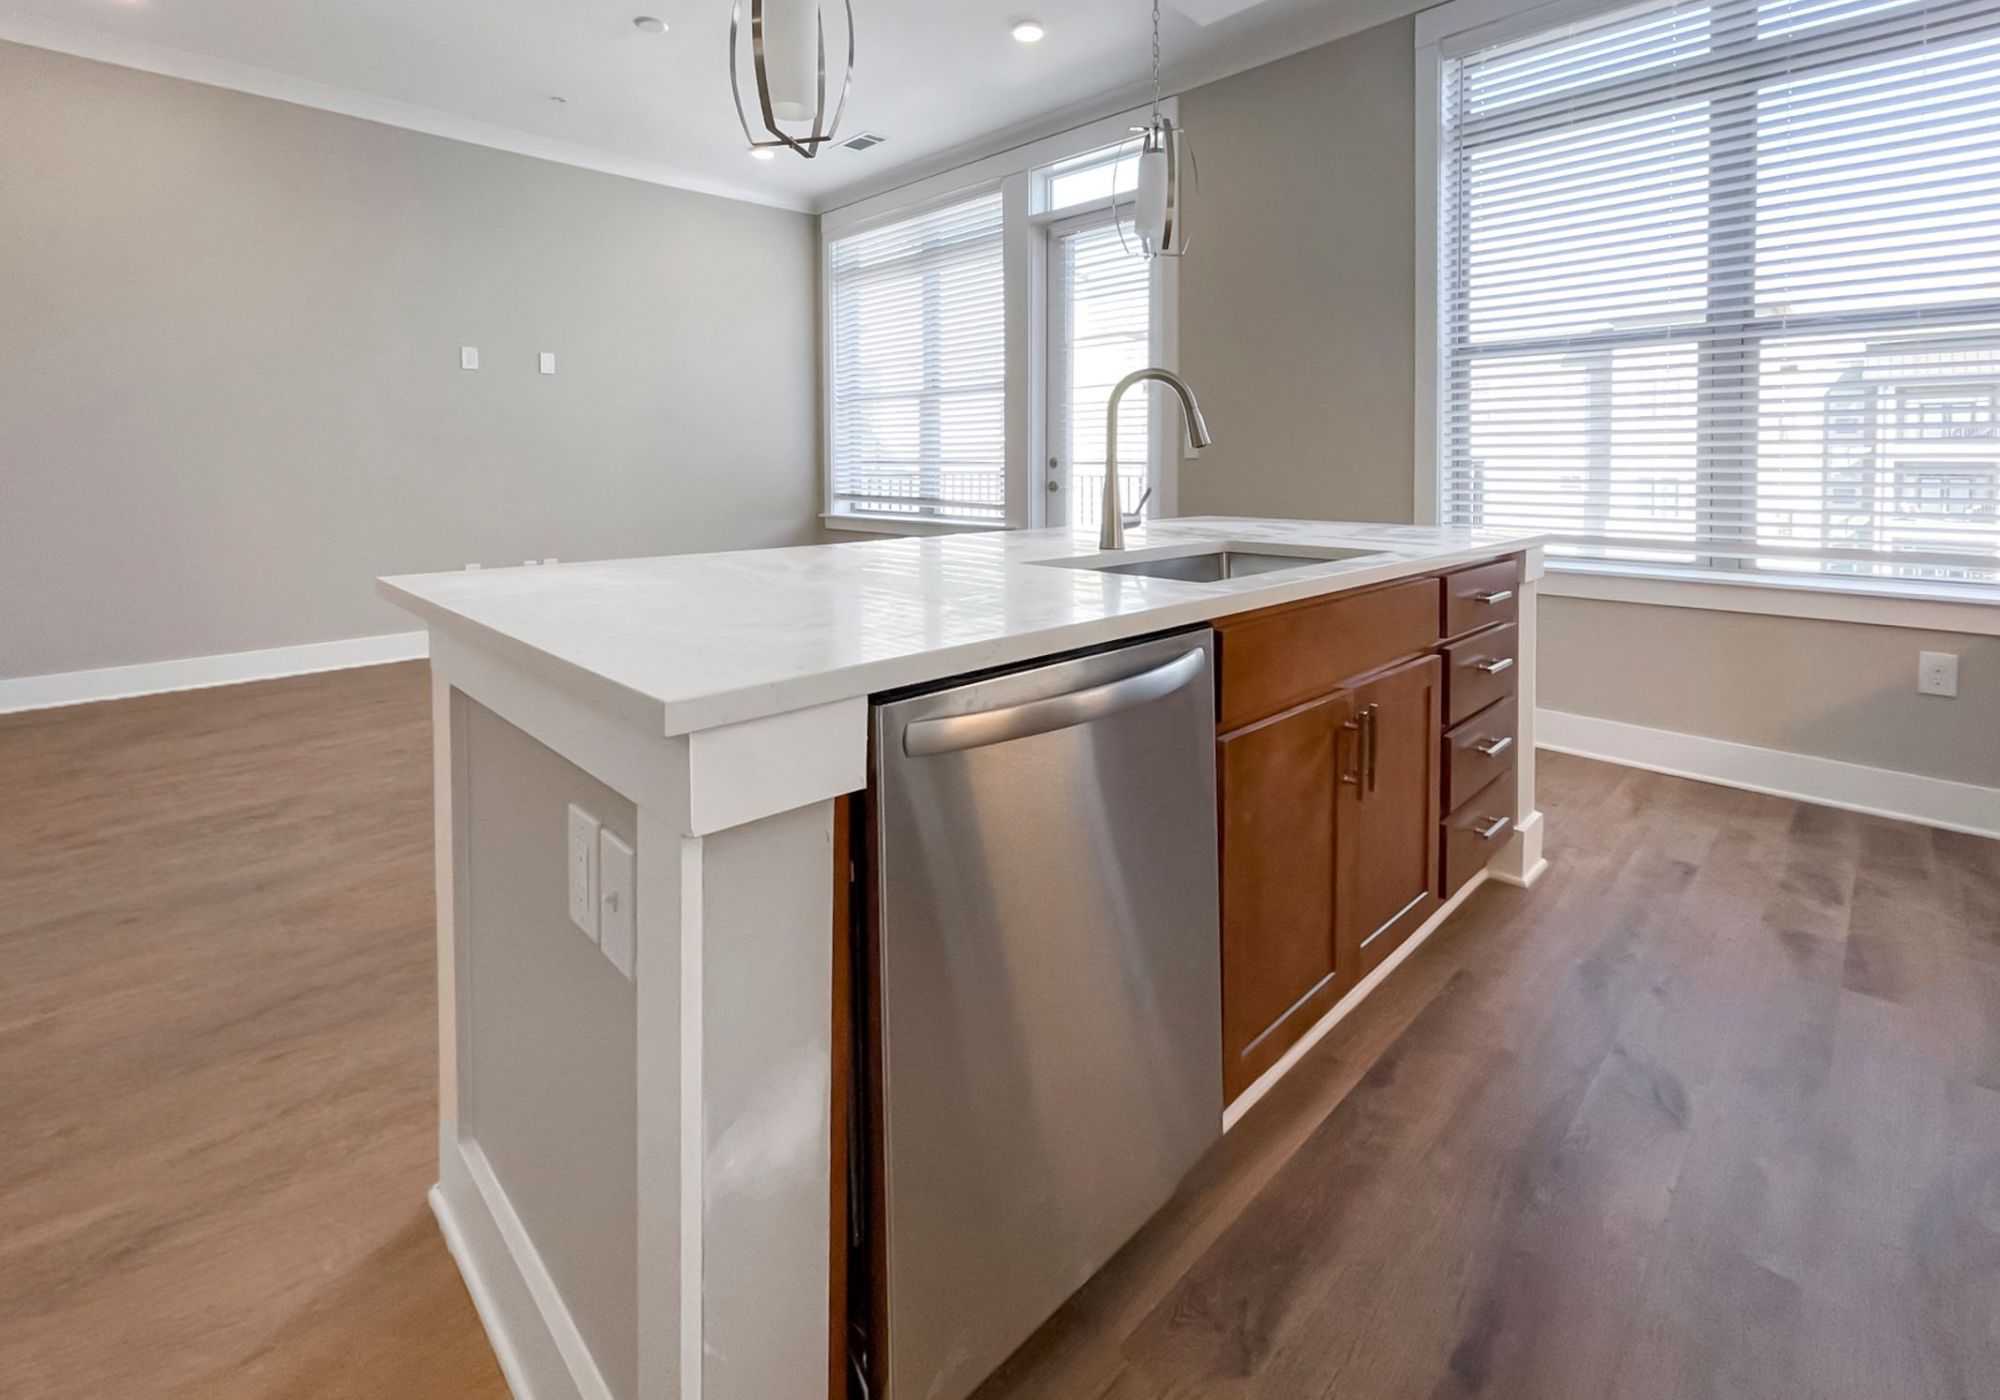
[1443,622,1518,726]
[1442,772,1515,897]
[1215,577,1442,732]
[1442,557,1520,640]
[1443,695,1517,813]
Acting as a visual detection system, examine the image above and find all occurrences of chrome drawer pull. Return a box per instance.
[1473,735,1514,758]
[1475,589,1514,605]
[1472,656,1515,675]
[1474,815,1511,841]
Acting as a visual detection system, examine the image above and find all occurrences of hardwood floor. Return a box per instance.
[0,662,505,1400]
[3,666,1995,1399]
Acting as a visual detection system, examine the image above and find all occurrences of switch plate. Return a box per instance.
[599,830,635,978]
[460,346,479,371]
[539,351,556,375]
[1918,651,1959,697]
[567,804,600,940]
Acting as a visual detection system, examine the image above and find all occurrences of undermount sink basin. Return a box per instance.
[1063,544,1386,582]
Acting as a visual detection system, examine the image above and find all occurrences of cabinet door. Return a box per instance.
[1336,655,1442,981]
[1218,691,1354,1102]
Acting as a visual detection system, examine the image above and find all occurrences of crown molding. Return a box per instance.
[0,12,813,214]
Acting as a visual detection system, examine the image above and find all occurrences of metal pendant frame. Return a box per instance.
[1113,115,1196,260]
[729,0,855,159]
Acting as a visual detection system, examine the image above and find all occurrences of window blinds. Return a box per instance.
[1052,217,1154,529]
[828,192,1006,521]
[1439,0,2000,588]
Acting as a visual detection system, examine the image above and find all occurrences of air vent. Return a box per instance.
[839,131,888,152]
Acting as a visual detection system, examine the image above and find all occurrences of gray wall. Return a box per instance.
[1178,19,1418,524]
[460,698,639,1398]
[1172,17,1996,787]
[0,41,820,681]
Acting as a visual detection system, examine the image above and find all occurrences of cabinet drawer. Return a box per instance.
[1443,622,1517,726]
[1443,695,1517,814]
[1442,773,1515,897]
[1442,557,1520,640]
[1215,577,1441,732]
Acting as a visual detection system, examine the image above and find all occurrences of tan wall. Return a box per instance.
[0,42,820,681]
[1178,18,1419,524]
[1172,18,1997,789]
[1541,599,2000,788]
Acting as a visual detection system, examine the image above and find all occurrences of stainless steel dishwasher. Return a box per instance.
[867,629,1222,1400]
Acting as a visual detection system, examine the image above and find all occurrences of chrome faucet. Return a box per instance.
[1100,368,1212,551]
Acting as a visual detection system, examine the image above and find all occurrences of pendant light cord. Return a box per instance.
[1150,0,1163,123]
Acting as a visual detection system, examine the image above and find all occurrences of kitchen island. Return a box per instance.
[379,517,1550,1400]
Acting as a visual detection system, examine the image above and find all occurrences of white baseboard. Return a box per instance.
[0,630,428,715]
[1538,708,2000,840]
[1222,867,1492,1132]
[433,1133,612,1400]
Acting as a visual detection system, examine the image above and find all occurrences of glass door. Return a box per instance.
[1046,210,1154,531]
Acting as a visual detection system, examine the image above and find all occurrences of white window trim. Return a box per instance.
[1411,0,2000,629]
[820,104,1180,534]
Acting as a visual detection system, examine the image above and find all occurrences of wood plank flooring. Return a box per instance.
[3,664,1995,1399]
[0,663,505,1400]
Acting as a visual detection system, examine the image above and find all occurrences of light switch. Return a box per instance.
[600,830,635,978]
[567,804,600,940]
[539,351,556,375]
[460,346,480,371]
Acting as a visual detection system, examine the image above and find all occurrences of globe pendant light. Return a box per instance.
[1119,0,1193,258]
[730,0,855,159]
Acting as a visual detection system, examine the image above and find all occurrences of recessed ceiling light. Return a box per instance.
[750,147,777,161]
[1011,19,1045,44]
[633,15,666,34]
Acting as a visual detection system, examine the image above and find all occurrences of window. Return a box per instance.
[827,191,1006,522]
[1047,210,1155,529]
[1431,0,2000,591]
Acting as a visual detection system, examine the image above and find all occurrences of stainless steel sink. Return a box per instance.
[1075,545,1385,582]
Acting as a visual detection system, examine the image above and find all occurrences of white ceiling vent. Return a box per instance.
[839,131,889,153]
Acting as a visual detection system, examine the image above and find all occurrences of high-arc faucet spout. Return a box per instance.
[1099,368,1212,551]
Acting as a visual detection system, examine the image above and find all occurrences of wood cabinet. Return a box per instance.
[1218,693,1348,1100]
[1215,583,1448,1101]
[1335,655,1442,984]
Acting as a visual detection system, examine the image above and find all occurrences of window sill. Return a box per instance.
[820,513,1009,538]
[1541,561,2000,637]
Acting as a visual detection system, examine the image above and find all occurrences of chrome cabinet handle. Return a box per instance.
[1472,656,1515,676]
[1474,815,1511,841]
[1475,589,1514,605]
[903,647,1206,757]
[1363,704,1380,794]
[1339,717,1362,787]
[1473,735,1514,758]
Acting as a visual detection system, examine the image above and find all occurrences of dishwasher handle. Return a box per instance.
[902,646,1208,758]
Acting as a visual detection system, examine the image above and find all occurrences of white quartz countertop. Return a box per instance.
[379,518,1548,736]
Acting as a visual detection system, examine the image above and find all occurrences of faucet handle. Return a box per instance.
[1121,487,1155,526]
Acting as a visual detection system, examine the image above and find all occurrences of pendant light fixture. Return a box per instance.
[1118,0,1193,258]
[729,0,855,159]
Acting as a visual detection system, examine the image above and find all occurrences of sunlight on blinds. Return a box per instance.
[1055,219,1153,529]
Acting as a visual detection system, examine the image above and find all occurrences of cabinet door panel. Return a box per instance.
[1337,655,1442,980]
[1219,693,1352,1101]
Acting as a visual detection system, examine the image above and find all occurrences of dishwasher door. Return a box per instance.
[870,629,1222,1400]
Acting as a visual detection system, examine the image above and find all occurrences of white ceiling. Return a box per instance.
[0,0,1387,211]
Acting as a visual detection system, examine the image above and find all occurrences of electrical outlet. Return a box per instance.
[539,351,556,375]
[567,804,601,939]
[460,346,479,371]
[1918,651,1959,698]
[599,830,635,978]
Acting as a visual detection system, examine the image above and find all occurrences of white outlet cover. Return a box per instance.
[567,803,600,940]
[539,351,556,375]
[600,830,636,979]
[1918,650,1960,698]
[460,346,479,370]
